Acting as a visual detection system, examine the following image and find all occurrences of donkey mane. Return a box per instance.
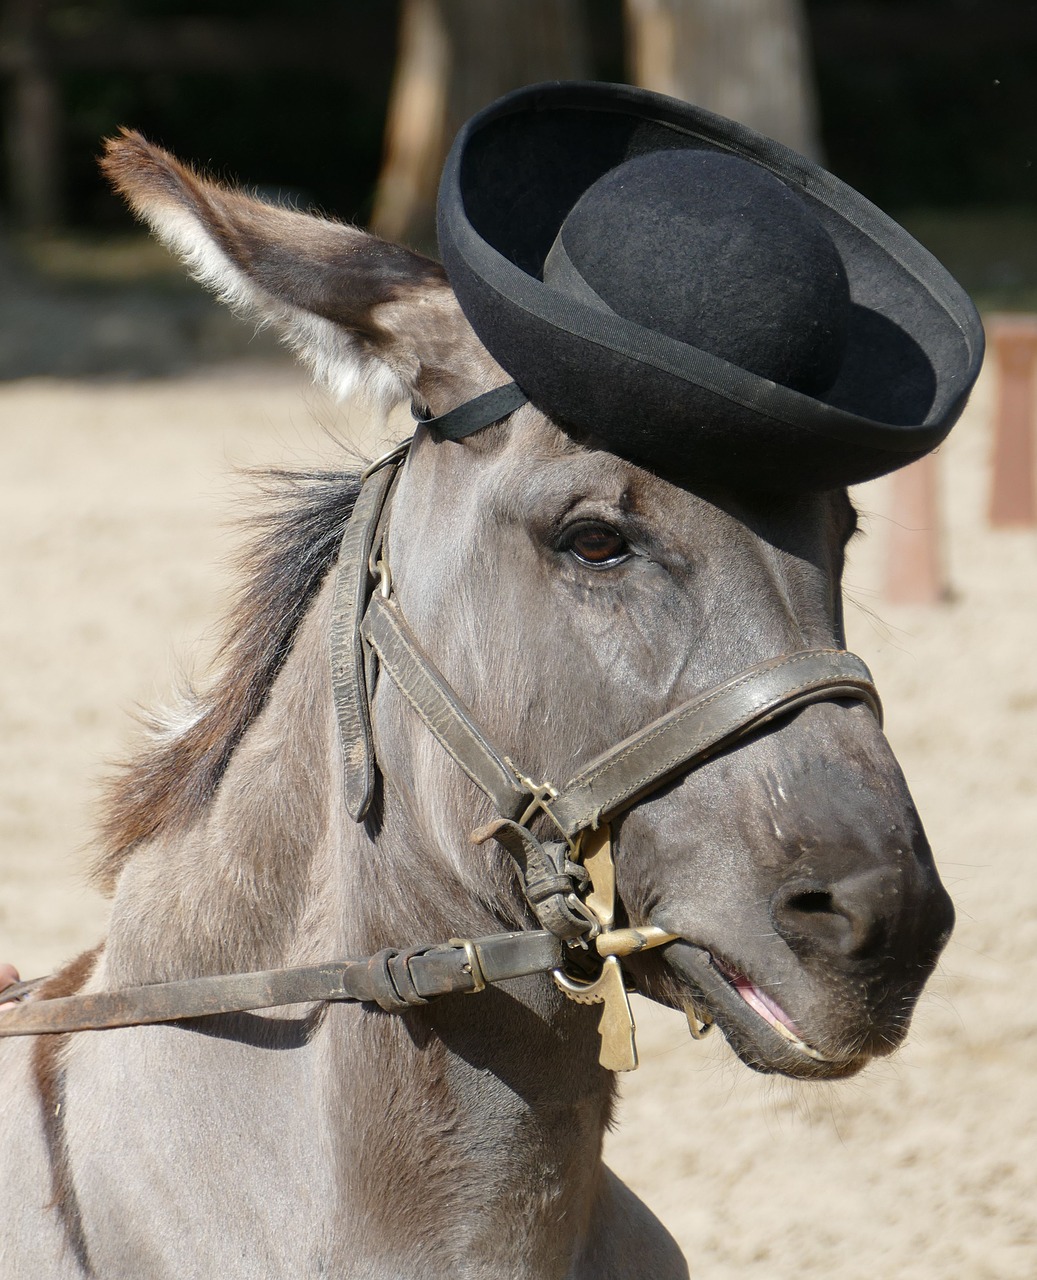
[94,467,363,892]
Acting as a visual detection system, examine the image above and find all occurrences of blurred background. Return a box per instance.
[0,0,1033,375]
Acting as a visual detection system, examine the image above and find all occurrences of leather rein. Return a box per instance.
[0,438,881,1067]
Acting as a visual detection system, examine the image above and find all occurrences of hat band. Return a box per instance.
[414,381,529,441]
[543,234,619,317]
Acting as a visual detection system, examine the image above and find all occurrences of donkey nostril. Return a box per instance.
[771,874,889,959]
[784,889,834,916]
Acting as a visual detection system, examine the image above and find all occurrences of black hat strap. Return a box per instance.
[413,380,529,441]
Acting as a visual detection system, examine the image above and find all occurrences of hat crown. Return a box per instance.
[545,151,850,395]
[437,81,984,490]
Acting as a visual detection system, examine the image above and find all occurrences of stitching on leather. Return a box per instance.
[598,683,872,806]
[330,471,392,816]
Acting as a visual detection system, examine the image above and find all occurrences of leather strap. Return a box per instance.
[0,931,564,1036]
[415,381,529,441]
[547,649,881,836]
[362,592,532,820]
[330,457,401,821]
[0,977,45,1004]
[473,819,593,940]
[361,594,880,839]
[332,458,881,849]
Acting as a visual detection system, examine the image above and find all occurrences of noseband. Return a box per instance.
[1,439,881,1068]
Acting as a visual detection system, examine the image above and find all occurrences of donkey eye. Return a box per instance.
[561,522,631,567]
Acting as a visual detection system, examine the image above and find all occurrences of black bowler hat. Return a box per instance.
[434,82,985,491]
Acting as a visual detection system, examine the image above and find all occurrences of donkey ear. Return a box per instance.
[101,129,485,412]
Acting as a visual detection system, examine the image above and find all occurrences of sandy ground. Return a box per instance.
[0,358,1034,1277]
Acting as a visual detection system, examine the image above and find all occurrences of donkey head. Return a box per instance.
[103,133,953,1081]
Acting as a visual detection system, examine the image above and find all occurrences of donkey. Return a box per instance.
[0,129,957,1279]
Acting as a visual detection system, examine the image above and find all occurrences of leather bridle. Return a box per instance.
[0,438,881,1068]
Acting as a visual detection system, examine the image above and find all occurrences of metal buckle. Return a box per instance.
[447,938,487,994]
[562,892,604,941]
[373,557,393,599]
[512,772,569,841]
[360,438,412,483]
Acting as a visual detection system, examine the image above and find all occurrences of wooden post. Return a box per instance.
[368,0,450,246]
[885,451,947,605]
[371,0,589,250]
[625,0,823,160]
[988,314,1037,528]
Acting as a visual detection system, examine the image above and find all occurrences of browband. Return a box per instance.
[414,381,529,440]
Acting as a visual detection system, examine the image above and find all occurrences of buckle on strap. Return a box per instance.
[447,938,487,994]
[472,818,596,942]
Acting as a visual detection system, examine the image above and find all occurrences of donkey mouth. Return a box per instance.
[710,957,814,1046]
[662,940,867,1080]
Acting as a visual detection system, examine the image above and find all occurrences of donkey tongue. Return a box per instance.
[724,968,802,1038]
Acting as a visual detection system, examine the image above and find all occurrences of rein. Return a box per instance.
[0,439,882,1069]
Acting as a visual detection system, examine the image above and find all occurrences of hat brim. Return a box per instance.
[437,81,985,491]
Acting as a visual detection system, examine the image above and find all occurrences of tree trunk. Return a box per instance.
[371,0,589,251]
[625,0,822,160]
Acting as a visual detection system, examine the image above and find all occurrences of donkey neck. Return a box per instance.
[327,828,617,1276]
[313,509,619,1274]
